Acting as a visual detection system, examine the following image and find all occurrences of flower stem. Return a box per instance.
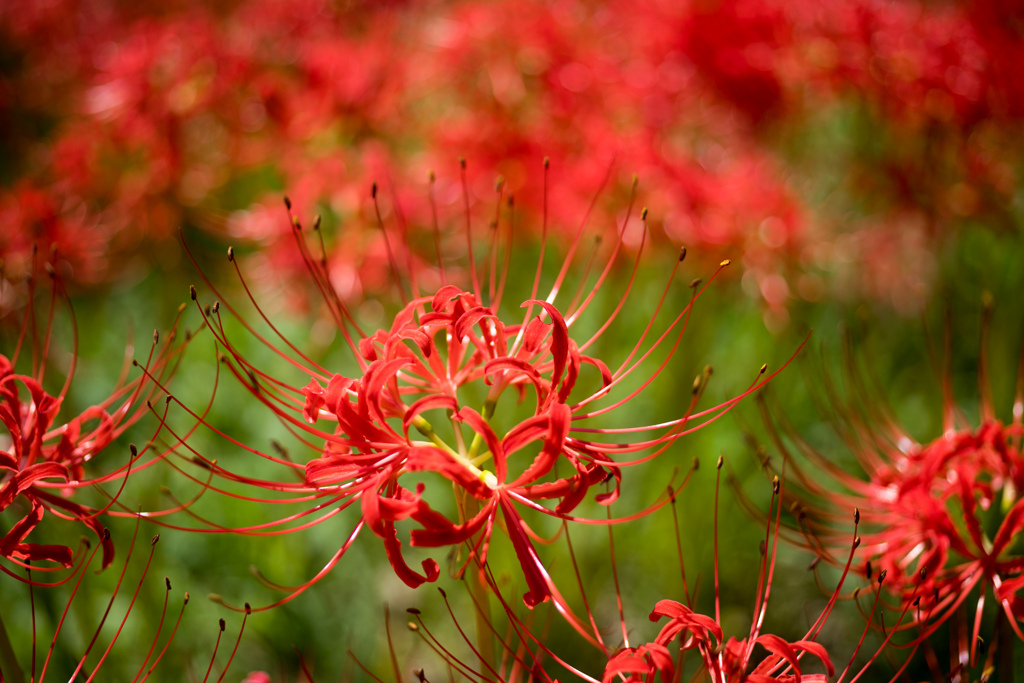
[0,609,26,683]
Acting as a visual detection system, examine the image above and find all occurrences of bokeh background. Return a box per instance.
[2,0,1024,679]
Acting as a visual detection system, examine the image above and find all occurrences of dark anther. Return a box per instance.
[245,602,252,614]
[190,285,197,300]
[153,329,160,344]
[717,455,724,470]
[371,181,378,198]
[407,607,421,615]
[641,207,648,220]
[219,618,226,631]
[866,561,872,579]
[854,508,860,525]
[151,534,160,546]
[165,577,172,590]
[129,444,138,456]
[690,278,702,289]
[184,592,191,604]
[878,569,887,585]
[679,247,687,262]
[227,246,234,261]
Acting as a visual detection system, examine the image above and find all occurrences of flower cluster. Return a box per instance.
[6,0,1019,318]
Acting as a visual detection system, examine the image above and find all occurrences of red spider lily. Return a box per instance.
[0,261,189,578]
[760,307,1024,668]
[138,162,795,630]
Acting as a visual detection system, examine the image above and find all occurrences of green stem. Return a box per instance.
[0,608,26,683]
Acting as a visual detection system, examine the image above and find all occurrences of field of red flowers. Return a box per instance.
[2,0,1024,680]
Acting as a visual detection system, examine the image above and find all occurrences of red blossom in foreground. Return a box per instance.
[762,308,1024,668]
[0,265,188,577]
[143,164,795,628]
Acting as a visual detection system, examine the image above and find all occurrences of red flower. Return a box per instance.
[764,310,1024,666]
[0,267,186,576]
[172,165,792,618]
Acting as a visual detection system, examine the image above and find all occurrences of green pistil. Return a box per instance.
[466,397,497,461]
[411,414,496,488]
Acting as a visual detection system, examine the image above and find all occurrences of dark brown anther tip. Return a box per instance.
[227,246,234,261]
[641,206,648,220]
[854,508,860,524]
[690,278,702,289]
[772,476,780,494]
[204,304,211,316]
[913,596,921,606]
[151,534,160,546]
[313,215,321,231]
[716,455,724,470]
[103,528,111,540]
[212,301,220,314]
[165,577,172,590]
[245,602,252,614]
[184,592,191,604]
[438,587,447,598]
[129,443,138,456]
[854,535,861,548]
[189,284,197,301]
[371,181,378,198]
[219,618,226,631]
[678,246,687,262]
[407,607,421,615]
[153,329,160,344]
[165,395,172,405]
[283,196,292,210]
[878,569,887,584]
[866,561,872,578]
[759,363,767,374]
[693,457,699,470]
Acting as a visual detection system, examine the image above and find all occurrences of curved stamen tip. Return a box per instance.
[407,608,422,615]
[878,569,887,585]
[190,285,197,301]
[854,535,861,549]
[759,363,767,374]
[212,301,220,314]
[717,455,724,470]
[219,618,226,632]
[283,196,292,210]
[165,577,172,591]
[129,443,138,457]
[693,457,700,470]
[371,181,378,198]
[244,602,252,615]
[690,278,702,289]
[227,246,234,261]
[438,587,447,598]
[151,534,160,546]
[641,206,648,221]
[720,259,731,267]
[854,508,860,525]
[184,592,191,605]
[313,215,321,231]
[679,246,687,262]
